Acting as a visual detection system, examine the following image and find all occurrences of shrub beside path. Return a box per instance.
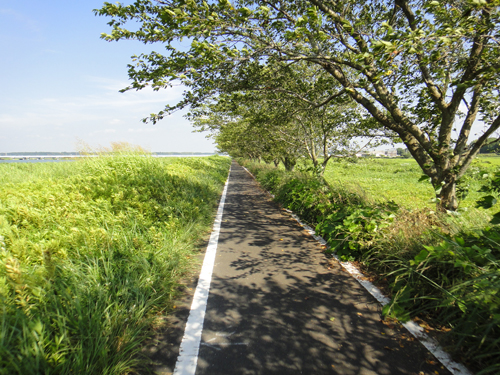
[148,162,452,375]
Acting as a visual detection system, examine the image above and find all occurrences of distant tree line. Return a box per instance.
[1,152,80,156]
[479,138,500,154]
[1,152,216,156]
[396,148,412,158]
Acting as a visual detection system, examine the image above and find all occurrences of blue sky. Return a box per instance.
[0,1,215,153]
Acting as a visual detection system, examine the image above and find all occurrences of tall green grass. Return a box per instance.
[0,154,230,374]
[0,161,84,185]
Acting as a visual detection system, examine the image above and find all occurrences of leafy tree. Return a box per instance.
[96,0,500,211]
[191,62,386,174]
[396,147,411,158]
[192,96,302,168]
[479,137,500,154]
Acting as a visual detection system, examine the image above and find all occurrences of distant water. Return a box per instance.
[0,159,75,164]
[154,154,215,158]
[0,155,215,163]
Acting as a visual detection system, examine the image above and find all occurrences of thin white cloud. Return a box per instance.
[0,114,16,125]
[0,9,40,33]
[43,49,61,54]
[0,71,212,153]
[83,75,186,97]
[27,134,54,141]
[37,83,184,110]
[88,129,117,136]
[0,81,185,131]
[127,128,159,133]
[83,76,130,91]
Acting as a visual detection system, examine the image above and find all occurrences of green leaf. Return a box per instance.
[411,249,429,265]
[440,37,451,45]
[381,304,391,317]
[458,301,467,313]
[490,212,500,225]
[418,174,431,183]
[455,236,465,246]
[32,320,44,335]
[476,195,497,209]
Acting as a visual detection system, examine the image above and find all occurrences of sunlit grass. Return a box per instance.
[323,157,500,215]
[0,161,83,185]
[0,153,230,374]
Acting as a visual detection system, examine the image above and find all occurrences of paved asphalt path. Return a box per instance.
[147,162,450,375]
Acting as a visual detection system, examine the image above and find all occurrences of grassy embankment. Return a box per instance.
[0,154,230,374]
[241,156,500,374]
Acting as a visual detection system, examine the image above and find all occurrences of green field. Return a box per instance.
[323,156,500,215]
[0,154,230,374]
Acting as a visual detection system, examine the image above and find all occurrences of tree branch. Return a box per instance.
[458,113,500,179]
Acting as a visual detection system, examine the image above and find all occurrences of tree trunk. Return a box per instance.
[282,156,296,171]
[402,137,460,212]
[273,159,279,168]
[319,156,331,177]
[437,179,459,212]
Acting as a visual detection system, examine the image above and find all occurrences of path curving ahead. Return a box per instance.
[149,161,451,375]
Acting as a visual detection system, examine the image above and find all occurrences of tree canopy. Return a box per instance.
[190,62,387,173]
[96,0,500,210]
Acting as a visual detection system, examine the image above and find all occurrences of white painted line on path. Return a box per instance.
[241,165,473,375]
[286,210,473,375]
[173,166,231,375]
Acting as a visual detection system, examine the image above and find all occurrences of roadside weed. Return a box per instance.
[0,153,230,374]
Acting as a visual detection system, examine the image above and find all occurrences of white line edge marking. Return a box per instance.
[241,165,473,375]
[173,166,231,375]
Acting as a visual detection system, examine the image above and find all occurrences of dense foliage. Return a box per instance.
[96,0,500,211]
[0,154,230,374]
[190,64,386,174]
[242,159,499,374]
